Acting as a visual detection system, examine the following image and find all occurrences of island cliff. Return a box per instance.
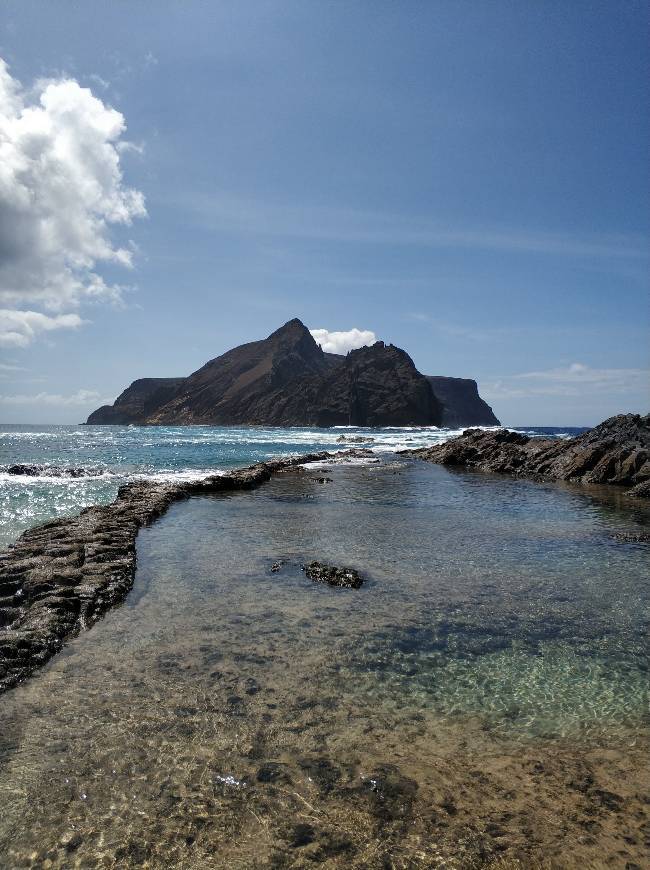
[87,318,498,428]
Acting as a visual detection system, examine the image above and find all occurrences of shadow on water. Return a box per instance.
[0,461,648,868]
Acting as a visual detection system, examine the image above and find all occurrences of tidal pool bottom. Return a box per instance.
[0,459,648,868]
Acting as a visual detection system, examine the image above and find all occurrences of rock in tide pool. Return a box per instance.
[303,561,364,589]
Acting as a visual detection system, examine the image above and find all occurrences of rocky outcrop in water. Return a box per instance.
[0,451,341,695]
[87,378,185,425]
[427,376,499,427]
[87,318,497,427]
[5,464,107,478]
[302,561,364,589]
[401,414,650,496]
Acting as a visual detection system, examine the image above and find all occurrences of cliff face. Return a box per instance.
[87,318,495,428]
[427,376,499,427]
[306,342,441,426]
[86,378,185,425]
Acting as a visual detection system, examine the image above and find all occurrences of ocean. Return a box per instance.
[0,423,586,548]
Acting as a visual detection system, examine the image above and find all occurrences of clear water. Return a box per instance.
[0,459,648,868]
[0,423,584,549]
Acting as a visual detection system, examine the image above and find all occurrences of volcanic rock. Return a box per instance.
[87,318,497,427]
[302,561,364,589]
[0,450,344,695]
[87,378,185,425]
[427,376,499,427]
[401,414,650,494]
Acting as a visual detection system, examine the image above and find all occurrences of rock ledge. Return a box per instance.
[0,451,341,694]
[400,414,650,497]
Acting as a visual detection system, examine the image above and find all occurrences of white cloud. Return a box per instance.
[0,58,146,312]
[483,363,650,400]
[0,309,84,347]
[0,388,104,406]
[310,327,377,355]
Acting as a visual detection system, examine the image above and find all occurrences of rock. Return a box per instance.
[401,414,650,495]
[336,435,375,443]
[302,561,364,589]
[309,477,332,483]
[5,464,103,478]
[85,318,494,428]
[0,449,354,695]
[86,378,185,425]
[427,376,500,427]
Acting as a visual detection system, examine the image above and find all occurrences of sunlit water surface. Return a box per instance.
[0,460,648,867]
[0,423,583,548]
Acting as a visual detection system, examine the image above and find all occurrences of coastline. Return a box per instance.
[0,449,362,694]
[1,456,648,868]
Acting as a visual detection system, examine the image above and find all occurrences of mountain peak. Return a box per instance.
[268,317,310,339]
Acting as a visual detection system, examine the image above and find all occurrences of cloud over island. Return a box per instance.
[309,327,376,355]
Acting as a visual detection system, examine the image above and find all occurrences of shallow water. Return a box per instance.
[0,423,582,547]
[0,460,648,867]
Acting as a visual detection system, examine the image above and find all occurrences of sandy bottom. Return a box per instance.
[0,460,648,868]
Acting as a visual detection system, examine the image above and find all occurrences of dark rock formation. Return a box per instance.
[302,561,364,589]
[86,318,496,427]
[87,378,185,425]
[303,341,441,427]
[5,464,105,478]
[427,376,499,427]
[401,414,650,496]
[0,450,342,695]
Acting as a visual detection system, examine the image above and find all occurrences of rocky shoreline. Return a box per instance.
[0,450,346,695]
[401,413,650,498]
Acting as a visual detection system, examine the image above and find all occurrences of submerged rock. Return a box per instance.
[401,414,650,495]
[5,464,104,478]
[302,561,364,589]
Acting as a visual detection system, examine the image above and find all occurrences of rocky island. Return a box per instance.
[86,318,499,428]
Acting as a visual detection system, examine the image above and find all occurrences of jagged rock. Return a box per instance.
[302,561,364,589]
[401,414,650,494]
[336,435,375,443]
[5,464,104,478]
[87,318,496,427]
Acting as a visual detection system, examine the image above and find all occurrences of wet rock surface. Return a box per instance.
[402,413,650,496]
[4,463,105,478]
[0,450,342,695]
[303,561,364,589]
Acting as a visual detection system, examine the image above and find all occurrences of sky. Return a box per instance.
[0,1,648,426]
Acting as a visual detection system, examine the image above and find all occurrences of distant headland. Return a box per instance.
[86,318,499,427]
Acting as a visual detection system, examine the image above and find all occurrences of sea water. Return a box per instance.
[0,453,648,867]
[0,423,584,548]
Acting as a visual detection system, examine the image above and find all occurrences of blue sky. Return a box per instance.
[0,1,648,425]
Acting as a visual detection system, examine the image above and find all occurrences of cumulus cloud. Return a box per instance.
[0,388,104,406]
[310,327,377,355]
[0,58,145,312]
[0,308,84,347]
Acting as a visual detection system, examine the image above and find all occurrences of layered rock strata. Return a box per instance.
[0,451,340,695]
[401,414,650,496]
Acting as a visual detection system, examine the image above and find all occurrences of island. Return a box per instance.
[86,318,499,428]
